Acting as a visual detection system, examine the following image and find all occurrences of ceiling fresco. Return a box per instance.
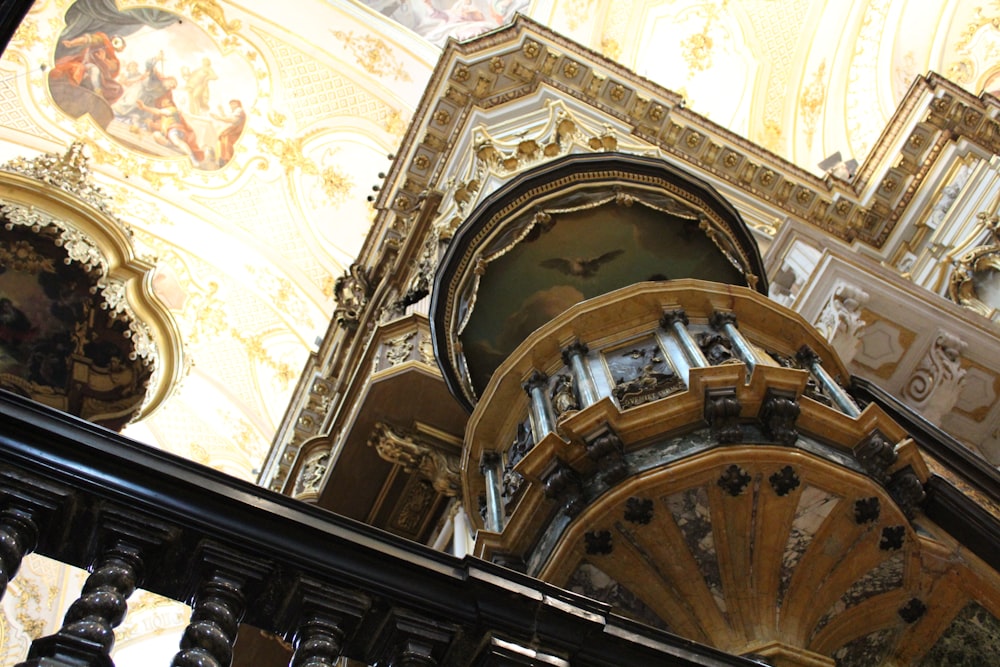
[1,0,999,664]
[49,0,255,169]
[357,0,531,45]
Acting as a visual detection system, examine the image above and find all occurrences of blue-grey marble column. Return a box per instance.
[660,309,708,367]
[797,345,861,417]
[711,311,757,375]
[562,342,598,407]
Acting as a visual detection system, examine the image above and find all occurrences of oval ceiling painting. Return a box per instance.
[48,0,254,170]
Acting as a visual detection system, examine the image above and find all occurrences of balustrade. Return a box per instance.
[0,389,746,667]
[0,507,36,601]
[22,541,143,666]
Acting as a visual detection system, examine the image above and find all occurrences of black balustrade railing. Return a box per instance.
[0,389,757,667]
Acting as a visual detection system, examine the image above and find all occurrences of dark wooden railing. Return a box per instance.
[0,390,756,667]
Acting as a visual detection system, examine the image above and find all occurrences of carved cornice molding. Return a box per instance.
[371,17,1000,262]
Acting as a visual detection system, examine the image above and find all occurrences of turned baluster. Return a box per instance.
[172,573,246,667]
[0,508,38,601]
[20,541,142,666]
[291,616,345,667]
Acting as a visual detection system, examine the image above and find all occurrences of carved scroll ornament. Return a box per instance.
[368,422,460,496]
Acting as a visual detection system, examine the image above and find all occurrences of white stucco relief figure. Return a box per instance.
[815,283,869,364]
[903,331,967,425]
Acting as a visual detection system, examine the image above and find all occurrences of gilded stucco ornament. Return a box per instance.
[333,263,371,329]
[949,213,1000,320]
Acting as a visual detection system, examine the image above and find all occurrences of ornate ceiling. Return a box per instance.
[0,0,997,664]
[0,0,992,483]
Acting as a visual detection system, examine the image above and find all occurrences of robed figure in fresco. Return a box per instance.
[48,0,176,128]
[47,0,252,170]
[49,31,125,105]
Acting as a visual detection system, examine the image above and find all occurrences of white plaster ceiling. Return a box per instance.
[1,1,998,662]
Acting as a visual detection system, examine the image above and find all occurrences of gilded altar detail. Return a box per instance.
[949,212,1000,320]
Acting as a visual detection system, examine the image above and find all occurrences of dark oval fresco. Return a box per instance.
[0,223,151,431]
[460,201,746,393]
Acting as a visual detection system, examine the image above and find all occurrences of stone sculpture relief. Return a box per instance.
[815,283,869,364]
[902,331,967,424]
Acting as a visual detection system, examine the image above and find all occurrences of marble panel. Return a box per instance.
[666,486,726,614]
[919,603,1000,666]
[813,551,905,637]
[831,628,897,667]
[778,485,839,605]
[566,562,670,631]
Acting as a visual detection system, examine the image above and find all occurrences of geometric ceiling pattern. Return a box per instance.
[1,1,997,665]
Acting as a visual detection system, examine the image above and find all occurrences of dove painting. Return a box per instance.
[539,249,625,278]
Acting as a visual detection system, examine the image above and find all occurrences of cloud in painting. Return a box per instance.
[496,284,585,354]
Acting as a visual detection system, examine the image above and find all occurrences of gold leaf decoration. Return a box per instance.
[320,165,353,206]
[799,60,827,150]
[255,132,312,175]
[175,0,242,35]
[331,30,411,82]
[681,26,714,73]
[10,19,41,49]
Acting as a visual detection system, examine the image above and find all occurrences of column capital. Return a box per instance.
[521,370,548,393]
[796,344,821,367]
[710,310,738,329]
[561,341,589,365]
[660,308,688,328]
